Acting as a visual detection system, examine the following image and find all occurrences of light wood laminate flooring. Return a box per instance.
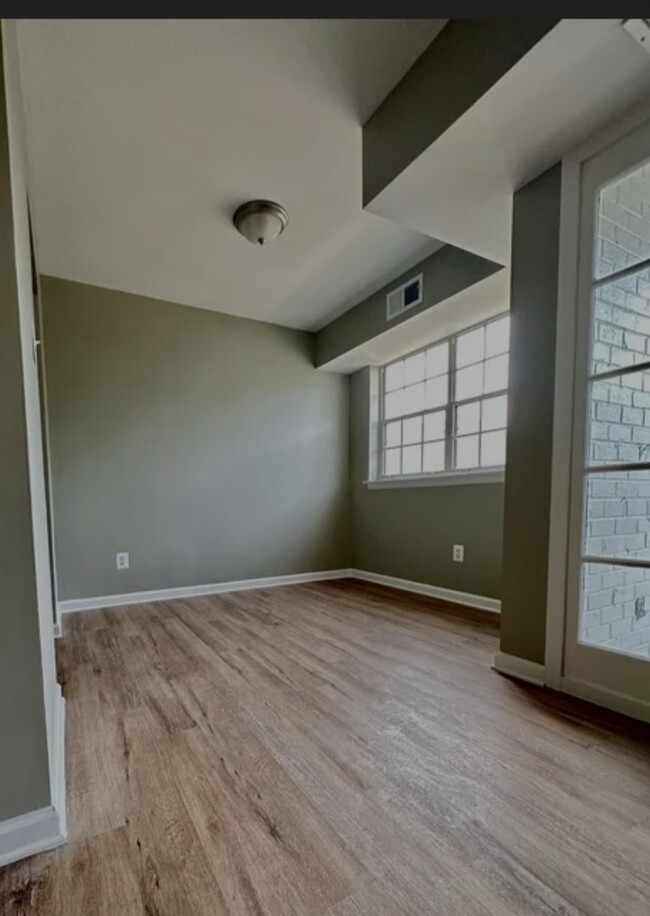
[2,579,650,914]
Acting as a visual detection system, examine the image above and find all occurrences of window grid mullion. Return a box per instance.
[591,253,650,290]
[588,359,650,383]
[378,312,509,479]
[446,337,456,472]
[378,365,386,476]
[382,404,448,425]
[453,387,508,410]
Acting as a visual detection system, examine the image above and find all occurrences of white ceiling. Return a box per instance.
[369,19,650,264]
[16,18,445,331]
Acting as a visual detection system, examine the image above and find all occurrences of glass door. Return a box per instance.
[564,120,650,704]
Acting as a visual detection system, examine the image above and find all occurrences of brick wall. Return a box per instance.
[581,163,650,658]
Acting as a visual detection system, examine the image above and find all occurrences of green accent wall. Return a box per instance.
[315,244,502,367]
[0,29,51,820]
[42,277,351,601]
[350,368,504,598]
[499,164,562,665]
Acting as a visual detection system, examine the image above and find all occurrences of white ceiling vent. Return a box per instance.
[386,273,423,321]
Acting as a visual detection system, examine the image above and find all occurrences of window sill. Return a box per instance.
[364,468,505,489]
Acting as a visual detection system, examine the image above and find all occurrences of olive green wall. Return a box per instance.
[42,277,351,601]
[350,368,504,598]
[44,272,509,608]
[499,164,562,665]
[0,26,52,821]
[315,244,502,367]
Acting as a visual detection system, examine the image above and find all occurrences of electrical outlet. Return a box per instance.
[453,544,464,563]
[635,596,647,620]
[116,552,129,570]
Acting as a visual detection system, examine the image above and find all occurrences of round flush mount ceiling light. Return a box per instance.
[233,199,289,246]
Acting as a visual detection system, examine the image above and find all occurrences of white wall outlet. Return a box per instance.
[116,551,129,570]
[453,544,465,563]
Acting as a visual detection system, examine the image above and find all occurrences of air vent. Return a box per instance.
[386,273,423,321]
[622,20,650,54]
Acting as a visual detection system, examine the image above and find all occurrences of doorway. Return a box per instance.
[550,113,650,719]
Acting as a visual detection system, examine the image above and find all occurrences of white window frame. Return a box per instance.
[367,313,509,489]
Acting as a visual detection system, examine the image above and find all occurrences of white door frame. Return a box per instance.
[545,98,650,722]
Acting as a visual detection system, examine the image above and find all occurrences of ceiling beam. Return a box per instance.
[362,18,559,207]
[315,244,502,369]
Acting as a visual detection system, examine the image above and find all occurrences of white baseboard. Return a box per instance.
[57,566,500,620]
[351,569,501,614]
[494,656,650,723]
[58,569,354,614]
[560,675,650,725]
[493,651,546,686]
[50,685,67,839]
[0,685,68,867]
[0,806,65,868]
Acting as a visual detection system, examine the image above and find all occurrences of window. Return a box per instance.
[378,314,510,479]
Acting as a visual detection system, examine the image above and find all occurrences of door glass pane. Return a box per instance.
[583,470,650,561]
[576,154,650,669]
[580,561,650,659]
[595,161,650,280]
[588,368,650,465]
[591,265,650,374]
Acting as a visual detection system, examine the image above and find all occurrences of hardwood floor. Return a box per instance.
[2,579,650,915]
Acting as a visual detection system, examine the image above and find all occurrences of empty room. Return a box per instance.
[3,16,650,915]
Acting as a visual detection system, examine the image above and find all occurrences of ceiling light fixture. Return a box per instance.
[233,199,288,246]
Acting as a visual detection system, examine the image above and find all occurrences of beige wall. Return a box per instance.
[42,277,351,601]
